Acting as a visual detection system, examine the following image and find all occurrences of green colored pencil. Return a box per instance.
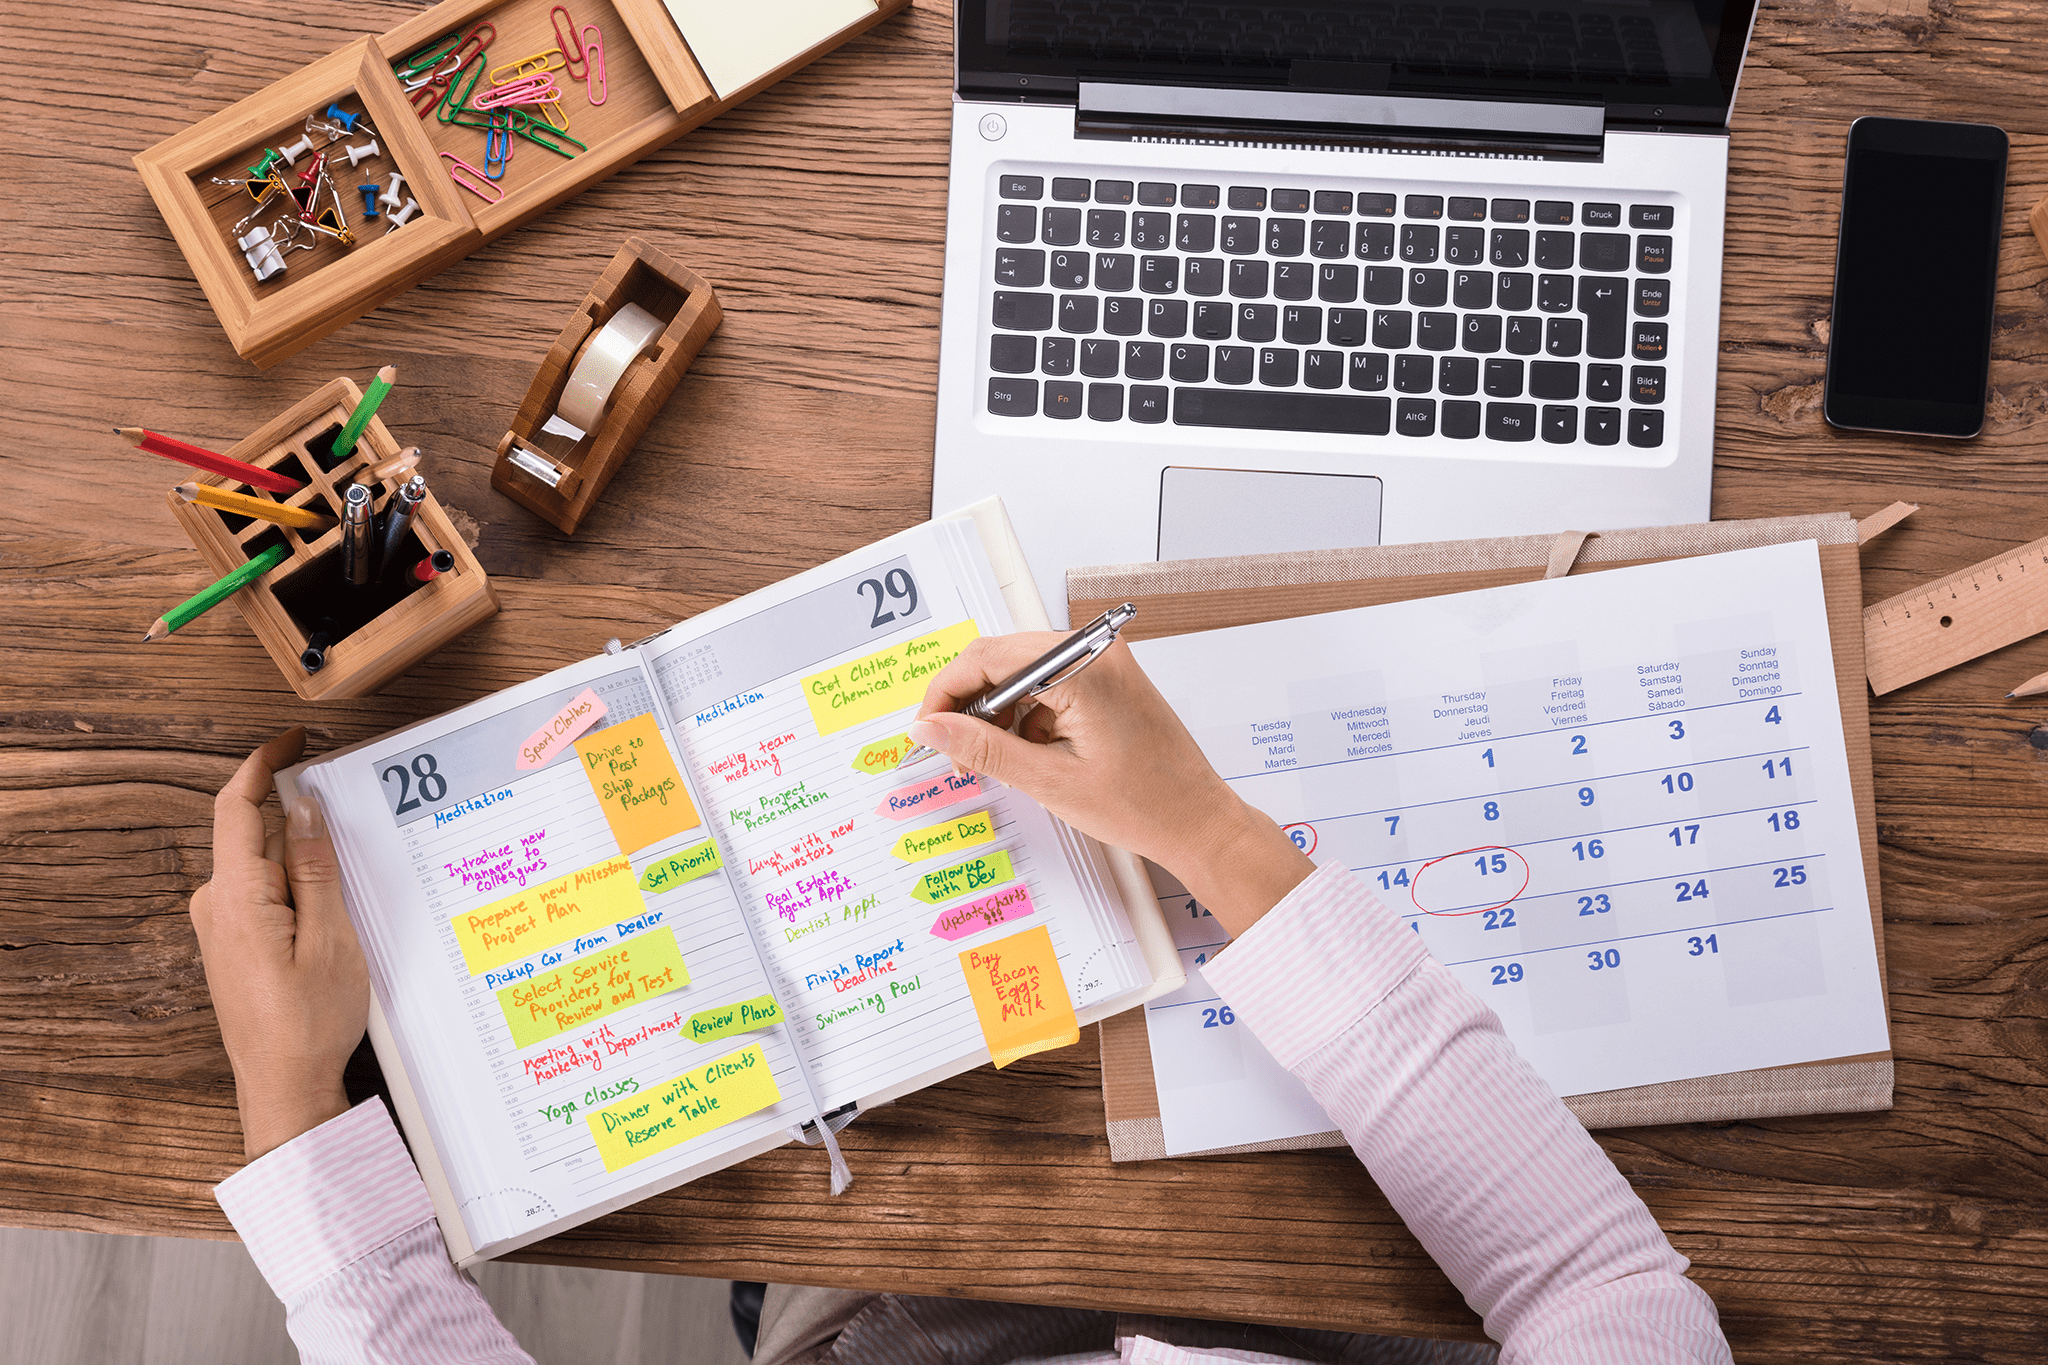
[333,364,397,460]
[143,542,291,641]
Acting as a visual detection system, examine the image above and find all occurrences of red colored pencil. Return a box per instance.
[115,427,303,494]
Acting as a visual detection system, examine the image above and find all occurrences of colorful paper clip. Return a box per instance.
[491,49,564,84]
[399,33,460,76]
[484,111,513,179]
[582,25,606,105]
[438,52,489,123]
[441,152,505,203]
[473,74,558,109]
[551,7,588,81]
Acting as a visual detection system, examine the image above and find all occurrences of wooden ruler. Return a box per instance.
[1863,532,2048,695]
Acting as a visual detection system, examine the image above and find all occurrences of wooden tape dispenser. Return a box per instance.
[492,237,722,534]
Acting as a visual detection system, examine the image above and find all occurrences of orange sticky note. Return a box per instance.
[958,923,1079,1069]
[575,712,701,855]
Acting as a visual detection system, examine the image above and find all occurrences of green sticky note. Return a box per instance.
[685,995,785,1044]
[910,850,1016,904]
[639,838,724,893]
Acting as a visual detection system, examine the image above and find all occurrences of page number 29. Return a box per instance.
[857,569,919,628]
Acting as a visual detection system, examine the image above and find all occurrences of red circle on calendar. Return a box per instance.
[1409,845,1531,917]
[1280,822,1317,856]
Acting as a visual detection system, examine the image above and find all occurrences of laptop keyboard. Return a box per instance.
[982,174,1676,451]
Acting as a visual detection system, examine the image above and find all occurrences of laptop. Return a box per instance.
[930,0,1761,624]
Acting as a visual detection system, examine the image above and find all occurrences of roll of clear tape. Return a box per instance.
[555,303,666,433]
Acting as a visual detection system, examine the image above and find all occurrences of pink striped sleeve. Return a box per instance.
[1201,863,1732,1365]
[214,1099,532,1365]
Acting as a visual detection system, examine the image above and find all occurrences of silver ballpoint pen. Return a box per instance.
[896,603,1138,766]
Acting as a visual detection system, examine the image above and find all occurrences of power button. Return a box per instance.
[978,112,1007,141]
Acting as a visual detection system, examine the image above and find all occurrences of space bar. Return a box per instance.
[1173,388,1392,435]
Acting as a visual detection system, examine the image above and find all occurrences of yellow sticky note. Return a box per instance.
[495,929,690,1048]
[576,712,701,855]
[890,808,995,863]
[453,855,644,976]
[801,620,981,737]
[587,1043,782,1172]
[959,924,1079,1069]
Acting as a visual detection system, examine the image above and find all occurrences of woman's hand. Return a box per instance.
[906,635,1311,935]
[189,728,370,1159]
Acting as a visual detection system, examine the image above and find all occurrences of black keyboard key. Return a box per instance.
[1193,301,1233,339]
[1453,270,1493,310]
[1581,202,1622,227]
[1095,179,1134,204]
[1180,183,1220,209]
[1001,175,1044,200]
[1139,181,1177,207]
[1319,264,1360,303]
[1103,296,1143,336]
[1124,341,1165,381]
[1044,380,1082,417]
[1272,189,1310,214]
[1314,190,1353,215]
[1304,349,1343,389]
[1443,399,1481,438]
[1229,260,1270,298]
[1397,397,1437,435]
[997,204,1037,243]
[1373,309,1412,349]
[1408,269,1449,307]
[1273,262,1314,301]
[1359,192,1396,217]
[1311,220,1351,258]
[1580,232,1630,273]
[1178,214,1217,253]
[1632,365,1666,404]
[1228,186,1266,211]
[1363,267,1403,305]
[1445,226,1486,265]
[1041,336,1075,375]
[1237,302,1278,342]
[1214,346,1254,384]
[1131,213,1173,250]
[1530,360,1579,400]
[1630,204,1673,230]
[1484,358,1523,398]
[1267,218,1307,257]
[990,334,1034,373]
[1042,206,1081,245]
[1395,354,1433,392]
[1497,272,1533,312]
[1130,385,1170,422]
[1148,298,1189,338]
[1086,210,1126,248]
[1542,405,1577,443]
[1095,253,1135,293]
[1545,317,1583,357]
[1328,308,1368,347]
[988,377,1037,416]
[1260,347,1299,386]
[1357,222,1395,261]
[1635,279,1669,317]
[1586,406,1622,445]
[1140,255,1178,294]
[1633,322,1669,362]
[993,291,1054,330]
[1490,229,1529,268]
[1220,216,1260,254]
[1636,235,1672,274]
[1405,194,1444,219]
[1282,305,1322,345]
[1628,409,1665,447]
[1462,314,1502,354]
[1504,316,1542,355]
[1349,352,1389,390]
[1170,342,1209,383]
[1417,312,1457,351]
[1080,337,1119,378]
[1058,295,1098,334]
[1088,382,1123,421]
[1487,401,1538,441]
[1535,231,1573,270]
[1184,258,1225,297]
[1047,250,1089,290]
[1537,273,1574,313]
[1491,198,1531,224]
[1588,364,1623,402]
[1578,276,1627,358]
[1175,387,1392,434]
[1051,177,1090,202]
[1535,200,1573,225]
[1401,224,1440,263]
[1449,196,1486,222]
[1440,355,1478,396]
[994,247,1045,288]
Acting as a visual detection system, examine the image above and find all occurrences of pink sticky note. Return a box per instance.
[517,688,608,771]
[928,882,1035,941]
[876,770,985,821]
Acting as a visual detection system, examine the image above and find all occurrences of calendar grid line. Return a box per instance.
[1441,905,1834,967]
[1346,797,1822,876]
[1381,850,1832,918]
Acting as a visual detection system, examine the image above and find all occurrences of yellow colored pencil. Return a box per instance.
[177,481,335,531]
[2008,668,2048,699]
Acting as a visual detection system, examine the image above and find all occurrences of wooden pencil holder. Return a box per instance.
[164,378,499,701]
[490,237,721,534]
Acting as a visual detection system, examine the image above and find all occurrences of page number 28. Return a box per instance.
[381,753,447,815]
[857,568,919,628]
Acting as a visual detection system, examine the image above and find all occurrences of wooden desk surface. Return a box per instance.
[4,1,2045,1359]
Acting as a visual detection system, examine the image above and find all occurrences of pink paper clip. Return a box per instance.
[552,6,588,81]
[441,152,504,202]
[581,25,606,105]
[472,73,558,109]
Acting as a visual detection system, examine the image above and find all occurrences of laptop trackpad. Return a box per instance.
[1157,467,1384,561]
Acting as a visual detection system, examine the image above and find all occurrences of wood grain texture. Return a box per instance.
[3,0,2046,1360]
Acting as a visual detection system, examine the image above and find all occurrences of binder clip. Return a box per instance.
[237,225,287,282]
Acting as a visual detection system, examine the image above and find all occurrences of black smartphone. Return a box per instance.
[1823,116,2008,439]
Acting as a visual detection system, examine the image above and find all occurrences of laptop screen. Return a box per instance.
[957,0,1758,129]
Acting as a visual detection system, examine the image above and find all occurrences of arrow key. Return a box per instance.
[1585,406,1622,446]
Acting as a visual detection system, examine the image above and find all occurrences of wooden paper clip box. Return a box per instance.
[135,0,910,367]
[164,378,498,701]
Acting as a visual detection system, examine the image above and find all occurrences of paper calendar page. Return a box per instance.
[1130,541,1890,1156]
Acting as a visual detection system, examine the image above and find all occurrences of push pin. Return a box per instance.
[324,103,362,134]
[277,132,316,165]
[344,138,382,169]
[237,225,287,282]
[358,184,381,218]
[245,148,282,181]
[387,197,422,229]
[297,150,327,188]
[378,171,408,216]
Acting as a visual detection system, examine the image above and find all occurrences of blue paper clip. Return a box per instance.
[484,111,512,179]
